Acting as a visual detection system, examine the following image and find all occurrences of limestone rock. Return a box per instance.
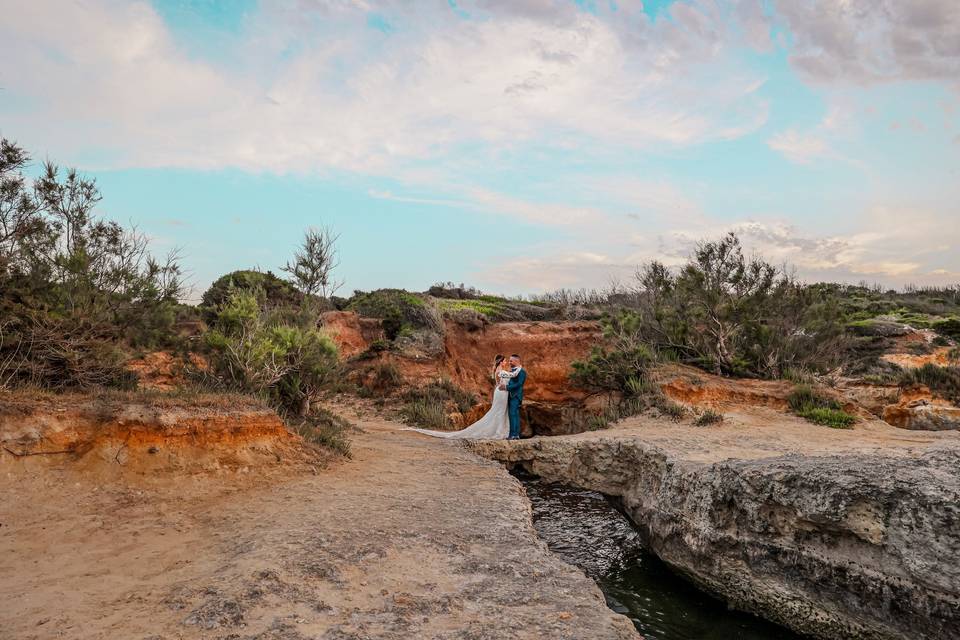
[883,399,960,431]
[468,437,960,640]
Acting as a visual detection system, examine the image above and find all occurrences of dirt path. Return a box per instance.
[0,410,637,640]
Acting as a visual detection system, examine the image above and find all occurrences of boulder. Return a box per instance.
[883,399,960,431]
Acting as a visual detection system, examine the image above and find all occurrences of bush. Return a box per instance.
[402,378,475,414]
[571,313,658,394]
[399,379,476,429]
[357,362,404,396]
[204,287,340,416]
[630,234,850,378]
[796,407,856,429]
[787,384,856,428]
[571,312,678,421]
[200,270,300,325]
[292,407,353,458]
[428,282,482,299]
[0,139,184,389]
[400,400,451,430]
[787,384,841,413]
[934,318,960,340]
[694,409,724,426]
[899,364,960,404]
[347,289,439,340]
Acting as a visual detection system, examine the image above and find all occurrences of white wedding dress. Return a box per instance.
[403,368,519,440]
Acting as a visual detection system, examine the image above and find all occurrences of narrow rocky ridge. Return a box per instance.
[467,423,960,640]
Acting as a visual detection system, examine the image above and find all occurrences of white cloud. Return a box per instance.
[476,203,960,293]
[767,129,831,164]
[0,0,768,173]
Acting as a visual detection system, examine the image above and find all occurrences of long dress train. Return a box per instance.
[402,368,518,440]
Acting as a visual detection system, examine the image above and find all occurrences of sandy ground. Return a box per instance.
[528,406,960,464]
[0,408,637,640]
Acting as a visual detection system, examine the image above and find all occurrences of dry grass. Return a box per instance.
[0,385,267,418]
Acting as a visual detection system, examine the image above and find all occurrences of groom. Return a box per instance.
[501,354,526,440]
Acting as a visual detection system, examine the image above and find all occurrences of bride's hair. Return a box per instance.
[493,354,505,376]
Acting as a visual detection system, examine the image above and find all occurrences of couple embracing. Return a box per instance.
[404,354,526,440]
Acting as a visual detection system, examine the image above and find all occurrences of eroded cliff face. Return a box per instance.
[325,312,603,434]
[468,427,960,640]
[0,392,309,476]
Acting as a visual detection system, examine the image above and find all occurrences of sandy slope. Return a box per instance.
[0,408,637,640]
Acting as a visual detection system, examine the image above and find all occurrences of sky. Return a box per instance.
[1,0,958,299]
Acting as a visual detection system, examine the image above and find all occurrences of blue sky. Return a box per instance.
[1,0,958,299]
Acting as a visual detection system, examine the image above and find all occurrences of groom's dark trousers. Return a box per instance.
[506,367,527,439]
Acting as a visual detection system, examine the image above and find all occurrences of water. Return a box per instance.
[519,474,806,640]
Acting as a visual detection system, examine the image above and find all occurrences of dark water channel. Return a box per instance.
[518,473,806,640]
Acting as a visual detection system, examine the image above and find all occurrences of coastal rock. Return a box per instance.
[883,398,960,431]
[468,432,960,640]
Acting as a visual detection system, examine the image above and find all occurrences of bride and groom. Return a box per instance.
[405,354,527,440]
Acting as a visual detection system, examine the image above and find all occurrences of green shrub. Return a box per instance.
[899,364,960,404]
[787,384,841,413]
[782,367,815,385]
[399,379,476,429]
[347,289,439,340]
[787,384,856,428]
[934,318,960,340]
[205,287,340,416]
[200,270,300,324]
[694,409,724,426]
[571,313,658,394]
[632,234,851,378]
[0,139,184,390]
[795,407,856,429]
[586,414,610,431]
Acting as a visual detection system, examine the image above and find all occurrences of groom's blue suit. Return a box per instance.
[506,366,527,439]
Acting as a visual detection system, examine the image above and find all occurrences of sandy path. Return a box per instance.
[0,411,637,640]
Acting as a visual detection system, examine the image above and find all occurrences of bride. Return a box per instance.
[402,354,517,440]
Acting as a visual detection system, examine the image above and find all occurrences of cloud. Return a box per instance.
[0,0,768,173]
[476,204,960,293]
[370,183,607,227]
[766,101,863,164]
[771,0,960,85]
[767,129,831,164]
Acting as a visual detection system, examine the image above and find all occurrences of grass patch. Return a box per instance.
[795,407,856,429]
[400,400,451,430]
[899,363,960,404]
[399,378,477,430]
[694,408,724,426]
[360,362,404,396]
[656,399,687,421]
[437,298,505,320]
[787,384,856,429]
[402,379,475,414]
[292,407,354,458]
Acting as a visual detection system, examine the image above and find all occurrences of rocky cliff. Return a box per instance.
[468,418,960,640]
[0,391,310,476]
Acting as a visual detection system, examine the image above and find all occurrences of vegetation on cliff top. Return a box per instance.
[4,136,959,441]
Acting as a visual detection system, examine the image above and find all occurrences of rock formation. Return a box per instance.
[468,428,960,640]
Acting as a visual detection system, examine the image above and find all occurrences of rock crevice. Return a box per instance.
[468,436,960,640]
